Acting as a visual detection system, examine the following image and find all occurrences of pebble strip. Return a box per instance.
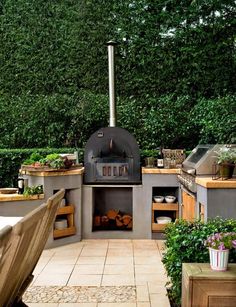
[23,286,136,303]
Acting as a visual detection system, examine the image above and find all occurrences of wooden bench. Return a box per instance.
[0,189,65,307]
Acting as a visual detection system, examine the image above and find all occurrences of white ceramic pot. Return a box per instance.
[209,248,229,271]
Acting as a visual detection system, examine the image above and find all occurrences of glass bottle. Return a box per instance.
[157,147,164,168]
[17,173,24,194]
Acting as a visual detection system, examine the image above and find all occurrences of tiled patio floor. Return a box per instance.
[23,239,170,307]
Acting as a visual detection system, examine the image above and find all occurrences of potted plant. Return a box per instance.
[215,147,236,179]
[205,232,236,271]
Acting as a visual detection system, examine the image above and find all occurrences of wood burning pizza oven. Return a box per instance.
[84,41,141,185]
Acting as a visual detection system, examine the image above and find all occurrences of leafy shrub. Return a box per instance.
[191,95,236,144]
[0,148,82,188]
[162,218,236,306]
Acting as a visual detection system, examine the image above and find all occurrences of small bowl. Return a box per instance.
[165,196,176,203]
[153,196,164,203]
[54,219,68,230]
[156,216,172,224]
[0,188,18,194]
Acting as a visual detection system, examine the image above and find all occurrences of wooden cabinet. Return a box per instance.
[53,205,76,239]
[182,263,236,307]
[181,190,195,221]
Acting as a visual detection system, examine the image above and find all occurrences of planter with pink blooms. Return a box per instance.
[205,232,236,271]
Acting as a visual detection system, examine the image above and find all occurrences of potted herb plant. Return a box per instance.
[215,147,236,179]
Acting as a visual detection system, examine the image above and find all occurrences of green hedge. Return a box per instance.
[0,93,235,150]
[162,218,236,306]
[0,148,85,187]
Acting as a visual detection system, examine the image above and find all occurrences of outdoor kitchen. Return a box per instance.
[0,42,236,248]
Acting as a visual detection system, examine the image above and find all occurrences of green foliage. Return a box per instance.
[118,95,196,149]
[214,147,236,164]
[191,96,236,144]
[0,1,235,149]
[23,184,43,197]
[0,91,108,149]
[162,218,236,306]
[45,154,60,161]
[0,148,76,187]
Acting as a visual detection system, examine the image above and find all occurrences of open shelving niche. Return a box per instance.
[53,189,76,239]
[152,186,179,232]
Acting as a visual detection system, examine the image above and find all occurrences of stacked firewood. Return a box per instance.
[94,209,132,229]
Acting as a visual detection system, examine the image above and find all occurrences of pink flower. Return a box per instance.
[219,243,225,250]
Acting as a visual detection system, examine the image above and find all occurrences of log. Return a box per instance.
[116,217,123,227]
[122,215,132,226]
[101,215,109,226]
[107,209,119,220]
[127,220,133,229]
[94,216,101,227]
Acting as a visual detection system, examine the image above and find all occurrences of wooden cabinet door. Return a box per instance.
[181,190,195,221]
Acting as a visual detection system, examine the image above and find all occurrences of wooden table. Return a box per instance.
[182,263,236,307]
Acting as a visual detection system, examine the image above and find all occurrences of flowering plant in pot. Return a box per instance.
[215,147,236,179]
[205,232,236,271]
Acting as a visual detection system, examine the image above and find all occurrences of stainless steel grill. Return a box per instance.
[178,144,222,193]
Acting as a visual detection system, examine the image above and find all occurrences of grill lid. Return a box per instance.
[182,144,222,175]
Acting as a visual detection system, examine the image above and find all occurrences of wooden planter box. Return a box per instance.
[182,263,236,307]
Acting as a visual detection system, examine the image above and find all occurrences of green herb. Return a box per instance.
[23,185,44,196]
[46,153,60,161]
[48,158,64,169]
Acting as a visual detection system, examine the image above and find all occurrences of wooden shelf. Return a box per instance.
[152,202,179,211]
[53,226,76,238]
[56,205,75,215]
[152,202,179,233]
[54,204,76,239]
[152,223,169,232]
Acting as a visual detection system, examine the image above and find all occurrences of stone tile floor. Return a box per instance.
[23,239,170,307]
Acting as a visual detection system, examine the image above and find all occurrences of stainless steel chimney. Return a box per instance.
[107,41,117,127]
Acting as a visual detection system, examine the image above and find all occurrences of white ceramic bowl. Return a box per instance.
[54,219,68,230]
[156,216,172,224]
[153,196,164,203]
[165,196,176,203]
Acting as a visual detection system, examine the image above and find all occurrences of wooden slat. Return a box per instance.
[56,205,74,215]
[152,223,168,232]
[152,202,178,211]
[53,226,76,238]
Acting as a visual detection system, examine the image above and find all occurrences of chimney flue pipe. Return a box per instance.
[107,40,117,127]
